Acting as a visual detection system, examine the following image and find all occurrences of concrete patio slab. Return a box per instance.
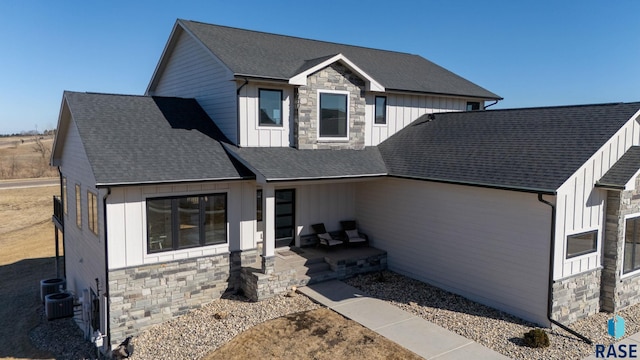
[297,279,367,307]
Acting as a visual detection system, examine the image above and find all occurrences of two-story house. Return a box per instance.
[51,19,640,351]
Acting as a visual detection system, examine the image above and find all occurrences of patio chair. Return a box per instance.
[340,220,369,246]
[311,223,343,249]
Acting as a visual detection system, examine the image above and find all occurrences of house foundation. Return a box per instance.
[551,268,601,324]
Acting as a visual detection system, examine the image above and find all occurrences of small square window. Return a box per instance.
[466,102,480,111]
[259,89,283,126]
[375,96,387,125]
[566,231,597,258]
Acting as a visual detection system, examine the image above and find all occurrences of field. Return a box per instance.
[0,136,57,179]
[0,185,59,359]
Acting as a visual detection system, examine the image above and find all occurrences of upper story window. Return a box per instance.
[319,91,348,139]
[566,230,597,258]
[146,193,227,253]
[87,191,98,236]
[375,96,387,125]
[259,89,283,126]
[62,177,68,215]
[75,184,82,229]
[466,101,480,111]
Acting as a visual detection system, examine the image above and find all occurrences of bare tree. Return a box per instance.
[33,136,49,159]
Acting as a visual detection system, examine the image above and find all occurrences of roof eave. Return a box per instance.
[265,173,388,183]
[95,175,255,188]
[388,174,556,195]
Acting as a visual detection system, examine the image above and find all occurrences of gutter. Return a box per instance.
[537,194,592,344]
[102,187,111,351]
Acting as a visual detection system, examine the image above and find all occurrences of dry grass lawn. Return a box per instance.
[204,308,422,360]
[0,185,59,359]
[0,136,57,179]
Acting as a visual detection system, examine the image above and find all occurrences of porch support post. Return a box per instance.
[261,184,275,274]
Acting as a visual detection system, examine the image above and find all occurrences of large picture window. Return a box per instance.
[375,96,387,124]
[319,92,348,138]
[566,231,597,258]
[147,194,227,253]
[259,89,283,126]
[624,216,640,274]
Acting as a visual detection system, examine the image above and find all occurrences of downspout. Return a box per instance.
[58,167,65,278]
[102,187,111,351]
[236,78,249,146]
[537,194,592,344]
[483,100,499,110]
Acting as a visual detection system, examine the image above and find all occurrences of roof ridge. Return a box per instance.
[432,101,640,115]
[180,19,421,57]
[67,91,195,101]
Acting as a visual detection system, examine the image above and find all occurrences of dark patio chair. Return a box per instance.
[340,220,369,246]
[311,223,343,249]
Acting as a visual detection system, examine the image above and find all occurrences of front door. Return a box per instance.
[275,189,295,248]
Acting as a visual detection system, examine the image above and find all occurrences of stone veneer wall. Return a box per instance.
[551,268,601,324]
[602,181,640,312]
[296,63,366,150]
[108,253,232,347]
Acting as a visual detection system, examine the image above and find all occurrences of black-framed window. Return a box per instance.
[256,189,263,222]
[319,92,348,138]
[259,89,283,126]
[375,96,387,124]
[87,191,98,235]
[566,231,597,258]
[75,184,82,229]
[624,217,640,274]
[466,101,480,111]
[146,193,227,253]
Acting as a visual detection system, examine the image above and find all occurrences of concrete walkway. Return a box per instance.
[298,280,510,359]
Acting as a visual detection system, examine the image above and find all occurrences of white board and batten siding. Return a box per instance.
[58,115,106,296]
[238,83,293,147]
[355,178,551,326]
[150,29,238,144]
[555,114,640,279]
[106,181,256,270]
[364,94,468,146]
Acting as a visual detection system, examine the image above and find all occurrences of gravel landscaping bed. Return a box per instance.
[344,270,640,360]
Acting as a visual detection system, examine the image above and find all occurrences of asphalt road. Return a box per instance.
[0,177,59,190]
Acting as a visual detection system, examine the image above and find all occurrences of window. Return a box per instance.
[62,177,68,215]
[75,184,81,228]
[87,191,98,235]
[146,193,227,253]
[319,92,348,138]
[375,96,387,124]
[259,89,283,126]
[466,101,480,111]
[256,189,263,222]
[624,216,640,274]
[566,231,597,258]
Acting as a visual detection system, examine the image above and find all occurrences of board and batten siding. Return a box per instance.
[555,113,640,278]
[58,116,106,298]
[238,83,293,147]
[355,178,551,326]
[150,29,238,143]
[364,93,468,146]
[106,181,256,270]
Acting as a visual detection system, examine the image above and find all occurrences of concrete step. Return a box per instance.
[307,270,338,285]
[305,261,331,274]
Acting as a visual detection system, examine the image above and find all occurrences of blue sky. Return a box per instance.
[1,1,638,135]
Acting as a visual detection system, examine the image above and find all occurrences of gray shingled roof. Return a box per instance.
[179,20,501,100]
[64,91,253,186]
[596,146,640,189]
[378,102,640,193]
[224,146,387,181]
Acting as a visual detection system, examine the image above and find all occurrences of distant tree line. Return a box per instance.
[0,129,56,137]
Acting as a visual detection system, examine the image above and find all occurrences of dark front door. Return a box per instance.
[275,189,295,248]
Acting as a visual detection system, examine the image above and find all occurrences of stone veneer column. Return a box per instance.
[601,177,640,312]
[296,63,366,150]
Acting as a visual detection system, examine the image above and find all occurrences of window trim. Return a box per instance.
[87,190,98,236]
[317,90,349,140]
[145,193,228,254]
[75,184,82,229]
[374,96,387,125]
[623,214,640,277]
[466,101,481,111]
[565,230,598,259]
[258,88,284,127]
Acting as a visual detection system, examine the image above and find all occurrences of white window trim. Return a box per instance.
[317,89,350,141]
[564,228,599,260]
[256,88,286,131]
[622,213,640,279]
[373,95,388,127]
